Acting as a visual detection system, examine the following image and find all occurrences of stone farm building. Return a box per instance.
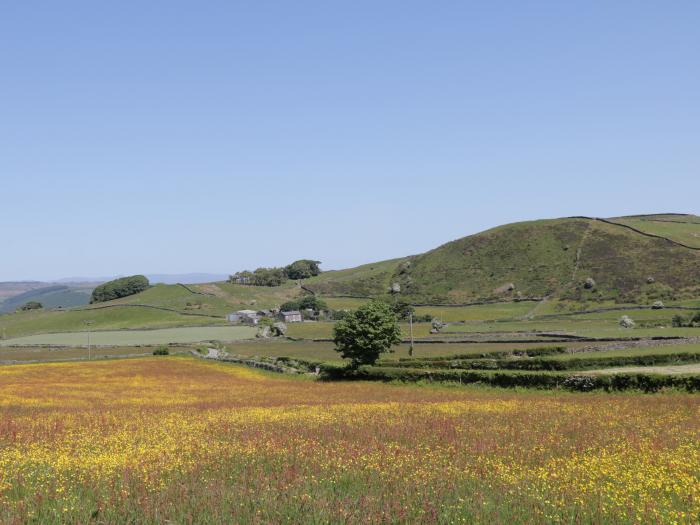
[226,310,260,325]
[279,310,303,323]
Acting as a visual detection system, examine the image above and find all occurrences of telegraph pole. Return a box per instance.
[85,320,94,360]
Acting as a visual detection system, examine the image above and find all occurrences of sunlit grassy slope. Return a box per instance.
[0,306,227,339]
[608,214,700,248]
[304,216,700,304]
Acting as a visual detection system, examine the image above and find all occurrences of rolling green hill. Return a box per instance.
[3,213,700,340]
[305,215,700,304]
[0,305,227,339]
[0,282,303,339]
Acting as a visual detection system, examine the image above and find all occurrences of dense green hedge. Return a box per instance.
[383,351,700,372]
[90,275,150,303]
[399,346,569,362]
[319,364,700,392]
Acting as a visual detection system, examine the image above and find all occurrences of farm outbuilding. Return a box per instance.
[279,310,303,323]
[227,310,260,325]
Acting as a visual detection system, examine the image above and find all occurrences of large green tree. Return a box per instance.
[284,260,322,280]
[333,301,401,367]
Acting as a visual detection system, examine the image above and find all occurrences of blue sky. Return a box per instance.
[1,1,698,281]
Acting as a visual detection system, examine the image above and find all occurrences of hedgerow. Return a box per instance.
[319,364,700,392]
[384,351,700,372]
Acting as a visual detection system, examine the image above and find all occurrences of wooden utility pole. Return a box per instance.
[85,320,94,360]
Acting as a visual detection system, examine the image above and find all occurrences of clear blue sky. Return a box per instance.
[1,1,698,281]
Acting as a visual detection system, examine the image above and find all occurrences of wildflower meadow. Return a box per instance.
[0,357,698,523]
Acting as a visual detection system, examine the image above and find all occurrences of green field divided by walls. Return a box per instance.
[0,326,256,347]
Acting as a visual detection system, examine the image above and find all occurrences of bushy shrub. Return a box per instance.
[153,346,170,356]
[91,275,150,303]
[619,315,635,328]
[672,314,687,327]
[562,375,597,391]
[18,301,43,311]
[329,309,351,321]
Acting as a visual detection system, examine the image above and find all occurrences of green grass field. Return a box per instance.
[192,281,302,310]
[224,340,594,364]
[103,284,233,316]
[0,326,255,347]
[413,301,534,322]
[547,342,700,360]
[0,305,228,339]
[0,345,195,363]
[610,215,700,248]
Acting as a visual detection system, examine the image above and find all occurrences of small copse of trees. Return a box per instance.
[91,275,150,303]
[229,260,322,287]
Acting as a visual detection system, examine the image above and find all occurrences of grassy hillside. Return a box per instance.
[0,305,227,339]
[303,216,700,304]
[0,282,307,339]
[303,258,407,297]
[100,284,234,316]
[193,281,303,310]
[0,326,254,347]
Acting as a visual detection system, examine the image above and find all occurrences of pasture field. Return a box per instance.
[224,340,592,364]
[0,358,697,524]
[439,318,699,339]
[0,346,194,363]
[413,301,535,322]
[285,321,336,339]
[0,326,255,347]
[286,321,439,340]
[103,284,234,316]
[287,307,699,342]
[192,281,302,310]
[547,342,700,360]
[610,216,700,248]
[0,305,227,339]
[322,297,370,310]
